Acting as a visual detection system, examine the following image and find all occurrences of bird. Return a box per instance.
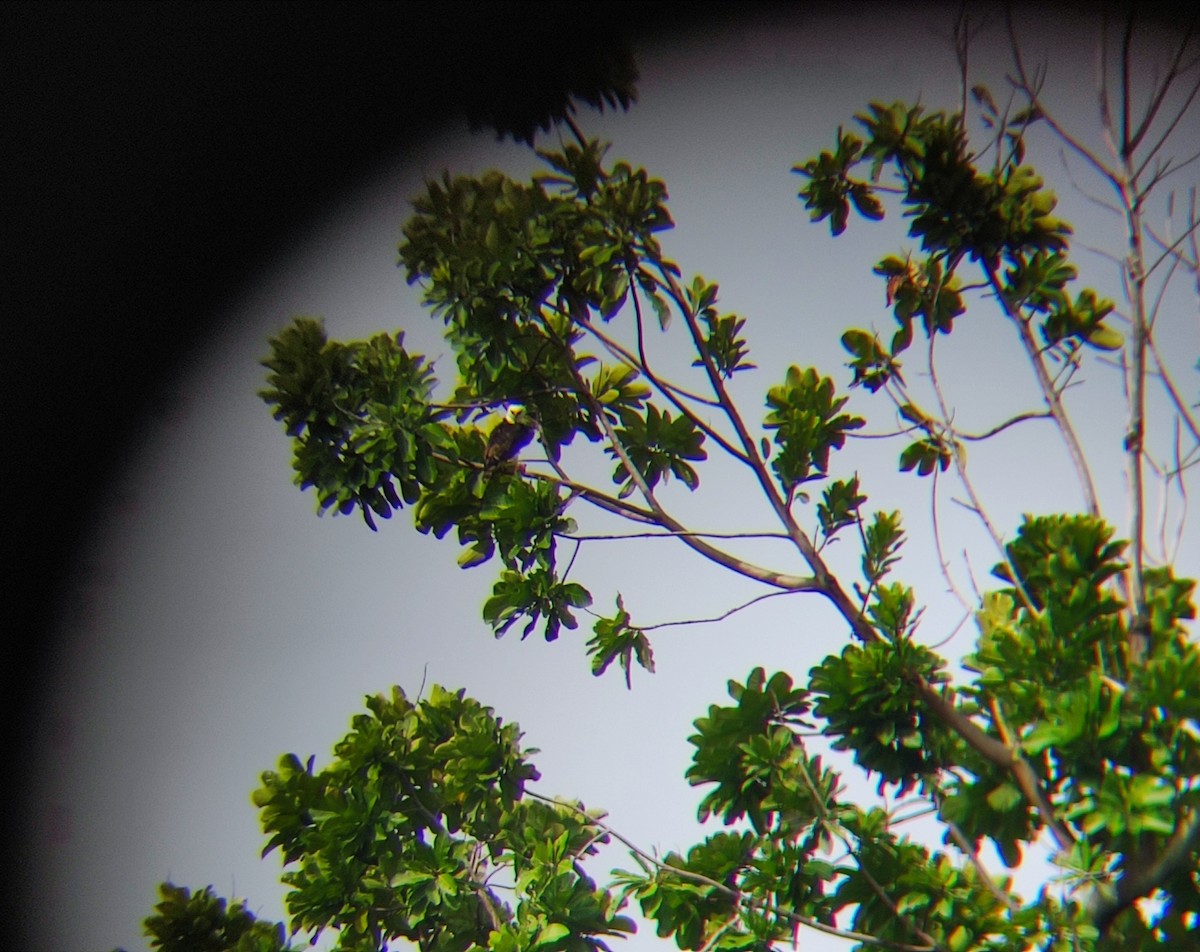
[483,402,536,471]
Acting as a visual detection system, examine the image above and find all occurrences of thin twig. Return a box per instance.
[640,590,796,632]
[1007,11,1116,183]
[560,529,791,542]
[957,410,1055,440]
[792,755,944,950]
[573,309,745,459]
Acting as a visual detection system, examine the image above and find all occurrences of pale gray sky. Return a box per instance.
[29,6,1199,951]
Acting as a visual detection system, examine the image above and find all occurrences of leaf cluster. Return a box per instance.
[259,319,440,530]
[763,366,863,494]
[799,98,1122,460]
[247,685,632,951]
[129,883,293,952]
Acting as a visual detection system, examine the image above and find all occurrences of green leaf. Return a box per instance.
[536,922,570,945]
[587,595,655,688]
[898,437,952,477]
[818,476,866,539]
[1084,323,1123,350]
[608,404,707,496]
[985,783,1022,813]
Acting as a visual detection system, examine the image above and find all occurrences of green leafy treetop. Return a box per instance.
[131,11,1199,952]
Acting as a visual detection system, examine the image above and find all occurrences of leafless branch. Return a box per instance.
[930,460,974,618]
[1126,21,1198,163]
[940,808,1020,912]
[957,410,1055,441]
[556,362,821,593]
[560,528,791,542]
[640,590,797,632]
[983,263,1102,518]
[794,755,947,950]
[1007,11,1116,182]
[649,259,880,642]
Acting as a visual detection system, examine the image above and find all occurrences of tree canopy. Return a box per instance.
[127,10,1199,952]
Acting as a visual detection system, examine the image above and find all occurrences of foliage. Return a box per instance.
[125,883,294,952]
[134,12,1200,952]
[243,685,630,952]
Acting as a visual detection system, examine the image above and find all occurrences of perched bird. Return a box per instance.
[483,403,535,471]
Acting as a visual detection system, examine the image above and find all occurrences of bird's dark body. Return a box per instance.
[484,416,535,470]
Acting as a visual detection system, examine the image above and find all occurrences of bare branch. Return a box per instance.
[913,677,1076,853]
[640,589,796,632]
[1006,11,1116,183]
[649,259,880,641]
[792,755,944,950]
[560,528,791,542]
[530,469,818,590]
[1120,11,1135,158]
[983,263,1102,519]
[930,469,974,617]
[1137,137,1200,196]
[1143,208,1200,281]
[957,410,1054,441]
[941,808,1020,912]
[1126,19,1198,161]
[554,363,822,593]
[1138,275,1199,459]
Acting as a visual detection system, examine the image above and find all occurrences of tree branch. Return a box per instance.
[983,263,1102,519]
[1091,808,1200,933]
[1126,20,1198,162]
[572,309,747,461]
[557,361,821,593]
[648,260,879,641]
[910,674,1076,853]
[639,589,797,632]
[526,792,941,952]
[559,528,791,542]
[957,410,1054,441]
[1006,11,1116,183]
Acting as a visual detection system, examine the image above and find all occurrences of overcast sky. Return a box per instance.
[25,6,1199,951]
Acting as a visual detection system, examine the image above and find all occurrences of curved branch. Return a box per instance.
[929,469,974,617]
[527,471,815,588]
[1006,11,1116,183]
[937,798,1021,912]
[1146,312,1200,445]
[1127,21,1198,163]
[957,410,1054,441]
[559,528,790,542]
[792,753,944,951]
[1144,210,1200,281]
[910,675,1076,853]
[639,589,797,632]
